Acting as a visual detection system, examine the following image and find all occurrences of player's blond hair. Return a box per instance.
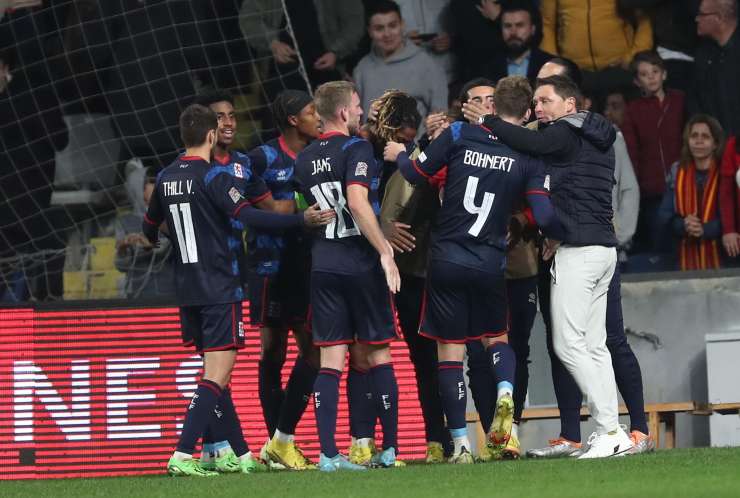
[314,81,355,121]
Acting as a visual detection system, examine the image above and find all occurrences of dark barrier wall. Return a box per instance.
[0,302,426,479]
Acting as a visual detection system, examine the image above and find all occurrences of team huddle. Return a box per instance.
[143,69,652,476]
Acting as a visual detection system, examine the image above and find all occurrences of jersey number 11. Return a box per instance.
[169,203,199,263]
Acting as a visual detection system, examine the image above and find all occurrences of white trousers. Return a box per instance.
[550,245,619,434]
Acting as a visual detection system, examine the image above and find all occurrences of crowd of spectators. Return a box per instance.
[2,0,740,302]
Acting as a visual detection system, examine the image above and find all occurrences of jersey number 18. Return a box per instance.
[310,181,360,239]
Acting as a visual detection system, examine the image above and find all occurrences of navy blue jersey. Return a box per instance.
[246,136,300,276]
[399,122,549,274]
[144,155,271,306]
[295,132,381,275]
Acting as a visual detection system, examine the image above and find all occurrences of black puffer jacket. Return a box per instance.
[485,111,618,247]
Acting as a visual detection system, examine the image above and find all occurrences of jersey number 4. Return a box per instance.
[169,203,199,263]
[463,176,495,237]
[310,181,360,239]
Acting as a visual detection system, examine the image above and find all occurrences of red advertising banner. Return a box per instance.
[0,303,426,479]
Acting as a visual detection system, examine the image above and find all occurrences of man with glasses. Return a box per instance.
[691,0,740,135]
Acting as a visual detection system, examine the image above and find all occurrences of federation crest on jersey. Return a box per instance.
[355,161,368,177]
[233,162,244,178]
[228,187,241,203]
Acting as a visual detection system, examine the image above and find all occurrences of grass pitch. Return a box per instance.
[3,448,739,498]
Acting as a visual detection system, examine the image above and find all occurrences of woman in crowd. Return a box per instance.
[660,114,725,270]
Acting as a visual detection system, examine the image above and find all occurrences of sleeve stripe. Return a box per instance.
[347,181,370,189]
[143,214,158,226]
[411,158,431,179]
[525,189,550,196]
[250,191,272,205]
[233,201,250,217]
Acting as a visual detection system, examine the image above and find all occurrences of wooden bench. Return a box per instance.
[466,401,740,452]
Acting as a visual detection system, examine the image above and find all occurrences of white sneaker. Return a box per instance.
[578,428,633,459]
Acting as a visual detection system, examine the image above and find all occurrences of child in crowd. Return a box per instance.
[621,51,685,254]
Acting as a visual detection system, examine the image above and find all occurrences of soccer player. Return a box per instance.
[384,75,563,463]
[245,90,322,470]
[474,75,635,458]
[143,104,333,477]
[295,81,402,472]
[191,89,290,472]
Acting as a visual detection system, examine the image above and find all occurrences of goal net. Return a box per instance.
[0,0,310,302]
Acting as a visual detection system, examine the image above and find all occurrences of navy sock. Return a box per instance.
[370,363,399,450]
[314,368,341,457]
[177,379,222,455]
[276,356,318,435]
[258,358,285,437]
[437,362,467,431]
[466,342,495,432]
[213,387,248,457]
[347,367,375,439]
[487,343,516,397]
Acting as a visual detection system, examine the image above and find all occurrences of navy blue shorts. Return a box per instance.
[420,260,508,344]
[179,302,245,352]
[247,271,310,329]
[310,266,400,346]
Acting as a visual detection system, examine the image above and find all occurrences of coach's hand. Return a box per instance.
[383,220,416,253]
[384,141,406,162]
[381,241,401,293]
[462,101,490,125]
[542,238,560,261]
[303,203,336,227]
[270,40,297,64]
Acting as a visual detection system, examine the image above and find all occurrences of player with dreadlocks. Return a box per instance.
[343,89,450,465]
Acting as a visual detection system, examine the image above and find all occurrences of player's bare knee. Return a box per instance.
[437,342,465,362]
[482,334,509,349]
[364,344,392,367]
[320,344,348,371]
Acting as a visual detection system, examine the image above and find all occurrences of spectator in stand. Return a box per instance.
[659,114,725,270]
[353,0,448,122]
[239,0,364,91]
[484,0,553,86]
[622,51,685,254]
[115,169,174,300]
[621,1,700,93]
[450,0,505,83]
[690,0,740,136]
[603,89,629,129]
[396,0,455,82]
[540,0,653,102]
[0,42,68,301]
[719,133,740,261]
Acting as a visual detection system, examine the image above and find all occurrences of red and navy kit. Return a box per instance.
[143,155,270,351]
[295,132,398,345]
[244,137,310,328]
[397,121,552,343]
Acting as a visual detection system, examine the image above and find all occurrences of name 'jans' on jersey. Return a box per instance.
[294,81,401,472]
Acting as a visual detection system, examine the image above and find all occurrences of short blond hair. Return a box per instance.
[314,81,356,121]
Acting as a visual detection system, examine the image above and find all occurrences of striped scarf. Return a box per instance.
[674,161,721,270]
